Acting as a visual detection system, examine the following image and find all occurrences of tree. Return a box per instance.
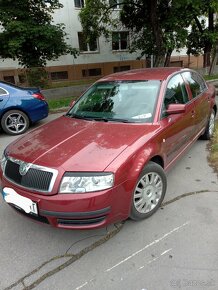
[120,0,190,66]
[209,41,218,75]
[79,0,190,67]
[0,0,78,67]
[185,0,218,69]
[80,0,218,68]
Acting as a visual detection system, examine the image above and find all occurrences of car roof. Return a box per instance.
[99,67,186,82]
[0,81,21,90]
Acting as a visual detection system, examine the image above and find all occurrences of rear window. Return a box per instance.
[0,87,8,95]
[182,71,207,98]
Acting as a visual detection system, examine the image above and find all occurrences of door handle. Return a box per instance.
[0,98,3,102]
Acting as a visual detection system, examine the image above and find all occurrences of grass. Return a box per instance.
[43,74,218,89]
[204,74,218,81]
[208,120,218,174]
[47,96,77,111]
[45,79,95,89]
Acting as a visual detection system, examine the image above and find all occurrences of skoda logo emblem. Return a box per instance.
[19,162,29,176]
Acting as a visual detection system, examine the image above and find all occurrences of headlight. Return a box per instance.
[59,172,114,193]
[1,151,7,172]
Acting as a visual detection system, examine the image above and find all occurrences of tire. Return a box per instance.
[201,109,216,140]
[130,161,167,221]
[1,110,30,135]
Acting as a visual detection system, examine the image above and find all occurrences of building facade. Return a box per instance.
[0,0,204,84]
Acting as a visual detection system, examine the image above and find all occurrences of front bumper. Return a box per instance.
[0,175,132,230]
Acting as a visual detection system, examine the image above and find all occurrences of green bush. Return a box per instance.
[26,67,49,88]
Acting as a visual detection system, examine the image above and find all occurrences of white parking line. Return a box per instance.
[74,222,190,290]
[139,248,172,269]
[105,221,190,272]
[75,281,88,290]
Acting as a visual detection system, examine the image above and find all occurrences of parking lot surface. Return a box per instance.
[0,113,217,290]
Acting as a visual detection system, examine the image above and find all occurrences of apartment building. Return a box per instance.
[0,0,203,84]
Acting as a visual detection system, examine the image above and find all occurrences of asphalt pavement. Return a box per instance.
[0,113,218,290]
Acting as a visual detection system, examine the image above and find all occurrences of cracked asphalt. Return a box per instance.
[0,113,218,290]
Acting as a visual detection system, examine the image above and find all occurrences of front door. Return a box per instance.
[159,73,196,167]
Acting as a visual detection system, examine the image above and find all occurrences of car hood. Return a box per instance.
[6,116,158,172]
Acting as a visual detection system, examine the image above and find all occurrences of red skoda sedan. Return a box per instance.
[0,68,217,229]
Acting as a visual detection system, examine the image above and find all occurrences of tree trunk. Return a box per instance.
[203,6,214,68]
[148,0,165,67]
[164,49,172,67]
[154,55,165,67]
[209,43,218,75]
[203,45,212,68]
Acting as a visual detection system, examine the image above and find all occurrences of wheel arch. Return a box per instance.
[0,107,31,125]
[117,143,165,183]
[150,155,164,168]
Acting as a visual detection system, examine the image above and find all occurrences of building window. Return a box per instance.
[78,32,98,52]
[82,68,102,77]
[169,60,183,67]
[3,76,15,84]
[113,65,130,73]
[112,32,129,51]
[50,71,68,80]
[74,0,84,8]
[109,0,122,9]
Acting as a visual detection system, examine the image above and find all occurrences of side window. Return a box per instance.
[0,87,7,95]
[182,71,206,98]
[162,74,188,117]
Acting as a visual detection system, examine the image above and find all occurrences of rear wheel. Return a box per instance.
[130,161,167,220]
[1,110,29,135]
[201,109,216,140]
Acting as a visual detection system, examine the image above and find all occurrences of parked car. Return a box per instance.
[0,68,216,229]
[0,81,48,135]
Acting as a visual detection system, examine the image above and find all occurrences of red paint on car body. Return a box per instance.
[0,68,216,229]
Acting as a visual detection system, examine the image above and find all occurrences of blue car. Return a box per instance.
[0,81,48,135]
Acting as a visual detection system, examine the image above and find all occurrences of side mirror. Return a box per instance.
[166,103,186,115]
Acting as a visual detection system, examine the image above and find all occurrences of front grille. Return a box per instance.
[57,216,106,226]
[4,158,57,192]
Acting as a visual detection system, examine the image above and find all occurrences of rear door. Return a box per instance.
[0,86,9,113]
[182,71,210,136]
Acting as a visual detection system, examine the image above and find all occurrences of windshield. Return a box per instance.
[67,80,160,123]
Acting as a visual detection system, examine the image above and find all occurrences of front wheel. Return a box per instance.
[1,110,30,135]
[130,161,167,220]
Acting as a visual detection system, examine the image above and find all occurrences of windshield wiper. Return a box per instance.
[94,117,131,123]
[66,113,131,123]
[65,113,94,121]
[93,117,109,122]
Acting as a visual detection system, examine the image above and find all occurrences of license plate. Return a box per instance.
[2,187,38,215]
